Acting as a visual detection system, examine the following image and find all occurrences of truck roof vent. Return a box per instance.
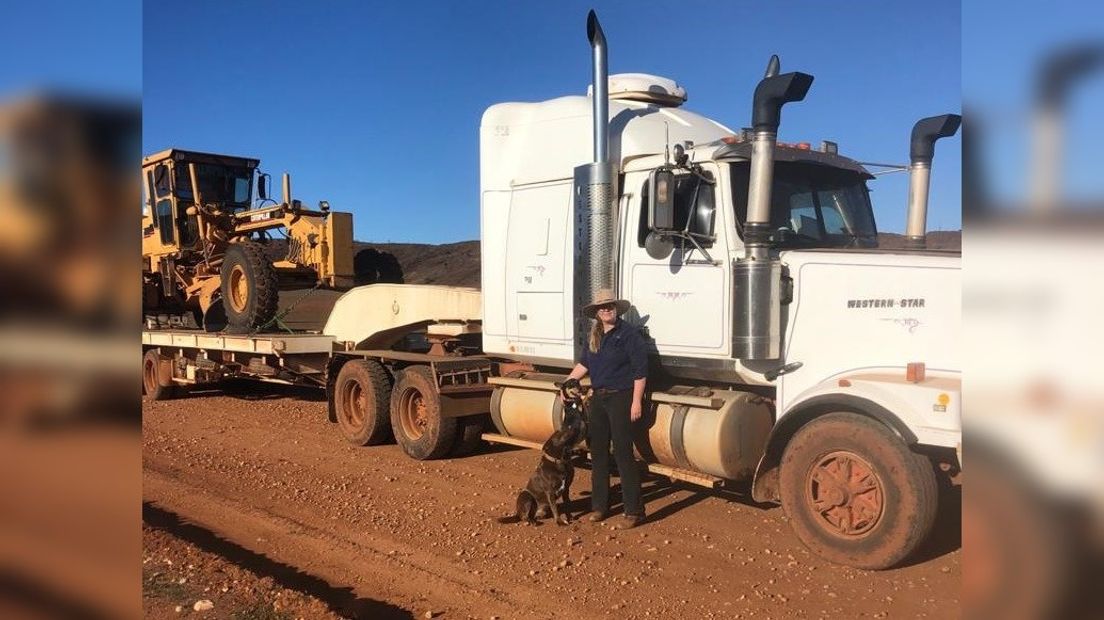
[587,73,687,107]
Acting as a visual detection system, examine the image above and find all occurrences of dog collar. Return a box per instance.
[542,452,560,464]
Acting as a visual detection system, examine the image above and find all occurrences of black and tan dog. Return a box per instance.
[496,379,590,526]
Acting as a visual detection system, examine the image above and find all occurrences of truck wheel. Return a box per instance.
[451,415,488,457]
[779,412,938,569]
[220,242,279,331]
[333,360,393,446]
[142,349,175,400]
[390,366,457,460]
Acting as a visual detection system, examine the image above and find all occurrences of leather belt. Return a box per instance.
[593,387,626,395]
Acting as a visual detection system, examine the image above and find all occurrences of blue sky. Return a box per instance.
[140,1,961,243]
[963,1,1104,206]
[0,0,141,97]
[144,2,958,241]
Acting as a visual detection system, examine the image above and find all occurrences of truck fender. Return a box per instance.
[749,394,916,503]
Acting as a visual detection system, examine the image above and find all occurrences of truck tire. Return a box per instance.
[451,415,488,457]
[390,365,457,460]
[220,242,279,331]
[779,412,938,570]
[333,360,394,446]
[142,349,175,400]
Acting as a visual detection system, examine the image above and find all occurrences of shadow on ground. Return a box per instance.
[142,502,411,619]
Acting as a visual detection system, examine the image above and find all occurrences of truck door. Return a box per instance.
[620,164,730,356]
[504,181,572,344]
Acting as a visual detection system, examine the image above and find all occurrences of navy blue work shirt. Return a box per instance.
[579,319,649,391]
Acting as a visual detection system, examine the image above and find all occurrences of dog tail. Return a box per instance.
[495,514,521,524]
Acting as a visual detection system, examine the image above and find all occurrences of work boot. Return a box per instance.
[620,513,646,529]
[588,510,610,523]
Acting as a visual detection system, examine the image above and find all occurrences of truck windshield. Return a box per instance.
[174,164,253,209]
[731,162,877,249]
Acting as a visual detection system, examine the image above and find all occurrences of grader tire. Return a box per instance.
[390,366,457,460]
[354,248,405,285]
[220,242,279,331]
[333,360,394,446]
[779,412,938,570]
[142,349,175,401]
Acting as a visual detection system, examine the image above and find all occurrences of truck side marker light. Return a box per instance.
[906,362,926,383]
[838,379,852,387]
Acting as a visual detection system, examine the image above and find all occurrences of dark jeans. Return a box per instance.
[588,389,643,517]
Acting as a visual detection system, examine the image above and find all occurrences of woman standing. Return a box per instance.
[566,289,648,528]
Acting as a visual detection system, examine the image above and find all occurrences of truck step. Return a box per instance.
[480,433,723,489]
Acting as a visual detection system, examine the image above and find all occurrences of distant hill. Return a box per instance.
[876,231,961,250]
[353,241,481,288]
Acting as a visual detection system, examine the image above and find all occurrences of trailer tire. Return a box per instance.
[451,415,488,457]
[390,366,457,460]
[220,242,279,331]
[779,412,937,570]
[142,349,175,401]
[333,359,393,446]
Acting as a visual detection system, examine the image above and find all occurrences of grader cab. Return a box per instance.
[141,149,392,332]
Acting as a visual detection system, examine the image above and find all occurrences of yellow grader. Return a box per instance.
[141,149,388,332]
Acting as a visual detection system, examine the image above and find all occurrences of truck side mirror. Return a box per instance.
[257,174,267,200]
[648,168,675,231]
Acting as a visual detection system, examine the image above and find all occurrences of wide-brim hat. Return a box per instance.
[583,288,631,318]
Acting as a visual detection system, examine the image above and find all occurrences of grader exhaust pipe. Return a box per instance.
[904,114,961,249]
[572,9,619,359]
[733,57,813,361]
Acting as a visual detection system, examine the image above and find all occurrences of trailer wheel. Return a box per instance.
[142,349,175,401]
[333,359,394,446]
[220,242,279,331]
[390,366,457,460]
[451,415,488,457]
[779,412,938,570]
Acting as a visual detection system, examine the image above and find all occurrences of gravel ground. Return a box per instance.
[142,384,960,619]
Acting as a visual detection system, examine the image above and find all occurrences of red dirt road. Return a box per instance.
[142,385,960,619]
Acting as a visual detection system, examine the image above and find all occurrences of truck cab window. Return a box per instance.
[731,161,877,248]
[174,163,253,210]
[638,169,716,247]
[154,164,171,197]
[156,199,174,245]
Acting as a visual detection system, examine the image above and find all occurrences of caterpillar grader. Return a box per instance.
[141,149,400,332]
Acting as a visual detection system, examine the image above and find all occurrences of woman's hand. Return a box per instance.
[630,400,643,422]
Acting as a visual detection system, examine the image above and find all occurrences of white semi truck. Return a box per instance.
[142,11,960,570]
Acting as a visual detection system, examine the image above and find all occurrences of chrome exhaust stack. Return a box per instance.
[1029,46,1104,212]
[905,114,961,249]
[733,57,813,361]
[573,10,619,359]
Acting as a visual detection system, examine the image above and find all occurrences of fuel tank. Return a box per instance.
[489,373,773,480]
